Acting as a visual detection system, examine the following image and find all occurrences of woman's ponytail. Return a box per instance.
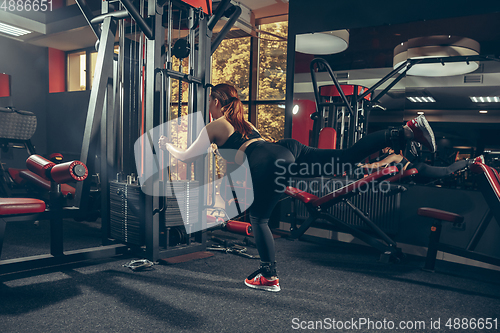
[211,84,252,138]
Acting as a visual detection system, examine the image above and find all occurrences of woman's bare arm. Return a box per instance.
[159,121,220,163]
[359,154,404,169]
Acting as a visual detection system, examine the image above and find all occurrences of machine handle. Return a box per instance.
[26,155,56,180]
[51,161,88,183]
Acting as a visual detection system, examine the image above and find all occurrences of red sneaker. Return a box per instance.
[474,155,485,164]
[245,273,281,292]
[406,115,436,153]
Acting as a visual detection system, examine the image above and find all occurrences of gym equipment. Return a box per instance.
[207,243,259,259]
[285,166,413,262]
[309,58,372,149]
[317,127,337,149]
[0,106,37,197]
[418,160,500,270]
[206,214,252,236]
[0,107,77,200]
[122,259,155,271]
[73,0,241,262]
[316,84,371,149]
[224,220,252,236]
[0,155,129,275]
[207,234,259,259]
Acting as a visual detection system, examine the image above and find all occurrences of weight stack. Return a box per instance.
[109,180,145,246]
[165,180,199,231]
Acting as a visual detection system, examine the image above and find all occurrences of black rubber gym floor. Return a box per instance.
[1,219,499,333]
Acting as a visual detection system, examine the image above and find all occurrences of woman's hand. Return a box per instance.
[158,135,169,150]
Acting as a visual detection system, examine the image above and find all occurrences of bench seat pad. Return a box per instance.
[0,198,46,216]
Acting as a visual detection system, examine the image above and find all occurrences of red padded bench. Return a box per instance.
[417,207,464,271]
[0,198,46,259]
[285,166,404,262]
[286,167,398,207]
[8,167,77,198]
[419,160,500,271]
[0,154,88,267]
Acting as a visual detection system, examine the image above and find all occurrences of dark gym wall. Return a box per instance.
[0,35,90,165]
[0,35,48,164]
[46,91,91,161]
[288,0,500,35]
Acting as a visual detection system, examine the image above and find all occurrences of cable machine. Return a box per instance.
[74,0,241,261]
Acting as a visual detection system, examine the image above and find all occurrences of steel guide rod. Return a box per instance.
[75,15,117,210]
[207,0,231,30]
[211,5,241,55]
[120,0,154,39]
[143,0,164,261]
[310,58,355,117]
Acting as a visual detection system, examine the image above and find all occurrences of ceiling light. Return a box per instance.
[417,111,425,115]
[479,110,488,113]
[295,30,349,55]
[470,96,500,103]
[407,96,436,103]
[393,35,480,77]
[292,105,300,115]
[0,23,32,37]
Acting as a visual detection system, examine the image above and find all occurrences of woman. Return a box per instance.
[360,147,483,179]
[159,83,436,292]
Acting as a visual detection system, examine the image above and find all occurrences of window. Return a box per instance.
[210,21,288,140]
[67,46,119,92]
[258,22,288,100]
[257,104,285,141]
[255,21,288,141]
[67,51,86,91]
[212,37,251,101]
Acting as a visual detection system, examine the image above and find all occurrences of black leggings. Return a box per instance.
[409,160,469,179]
[244,128,404,264]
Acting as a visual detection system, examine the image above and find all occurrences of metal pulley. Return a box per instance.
[172,38,190,60]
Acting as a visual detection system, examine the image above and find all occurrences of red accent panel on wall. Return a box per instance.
[0,73,10,97]
[52,0,64,9]
[291,99,316,146]
[49,48,66,93]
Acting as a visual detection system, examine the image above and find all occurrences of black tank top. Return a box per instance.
[217,129,262,162]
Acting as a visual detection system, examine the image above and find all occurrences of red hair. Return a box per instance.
[211,83,252,138]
